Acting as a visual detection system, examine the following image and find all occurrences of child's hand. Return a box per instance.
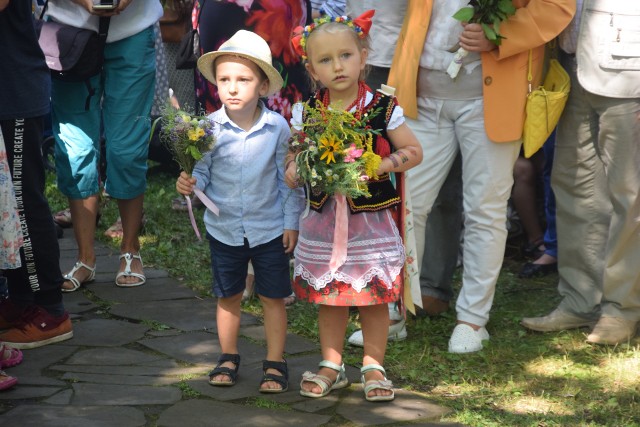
[284,159,301,189]
[283,229,298,254]
[176,171,197,196]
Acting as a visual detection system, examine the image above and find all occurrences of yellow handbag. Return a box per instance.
[522,49,570,158]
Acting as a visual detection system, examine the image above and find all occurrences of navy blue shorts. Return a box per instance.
[207,234,292,299]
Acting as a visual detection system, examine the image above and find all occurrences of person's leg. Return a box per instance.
[212,292,243,382]
[300,305,348,394]
[360,303,392,399]
[101,28,155,284]
[115,196,145,285]
[512,154,545,254]
[251,236,292,391]
[552,55,609,320]
[454,98,520,329]
[541,132,558,260]
[0,117,72,348]
[520,134,558,277]
[420,152,463,309]
[586,93,640,343]
[1,117,65,310]
[406,97,461,284]
[51,72,103,290]
[207,235,248,383]
[258,295,287,390]
[62,196,99,290]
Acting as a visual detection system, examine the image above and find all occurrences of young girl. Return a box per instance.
[286,11,422,402]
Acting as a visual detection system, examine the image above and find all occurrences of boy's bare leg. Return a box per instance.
[360,304,392,398]
[259,295,287,390]
[212,292,243,383]
[301,305,349,394]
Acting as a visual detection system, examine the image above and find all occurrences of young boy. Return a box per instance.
[176,30,304,393]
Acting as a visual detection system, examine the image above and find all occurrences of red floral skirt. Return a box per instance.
[293,274,401,306]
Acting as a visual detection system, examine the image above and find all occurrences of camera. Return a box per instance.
[93,0,119,10]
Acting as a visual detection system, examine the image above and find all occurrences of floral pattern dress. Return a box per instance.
[193,0,311,121]
[0,130,23,270]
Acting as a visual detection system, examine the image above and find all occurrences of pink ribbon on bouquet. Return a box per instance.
[329,193,349,272]
[185,189,219,241]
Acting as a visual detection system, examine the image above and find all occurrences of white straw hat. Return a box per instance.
[197,30,284,97]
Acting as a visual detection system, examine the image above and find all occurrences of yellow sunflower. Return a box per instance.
[319,134,341,164]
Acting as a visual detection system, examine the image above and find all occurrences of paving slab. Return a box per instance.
[69,383,182,406]
[109,298,247,331]
[91,277,198,303]
[0,404,146,427]
[43,389,73,405]
[61,291,98,314]
[61,371,181,386]
[59,318,149,347]
[139,331,267,366]
[157,399,332,427]
[0,386,63,400]
[7,344,76,376]
[336,387,451,425]
[240,325,318,355]
[50,364,208,377]
[65,347,166,366]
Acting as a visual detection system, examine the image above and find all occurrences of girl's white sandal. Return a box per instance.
[299,360,349,398]
[115,253,146,287]
[361,364,395,402]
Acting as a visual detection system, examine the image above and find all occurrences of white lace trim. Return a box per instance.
[295,263,403,293]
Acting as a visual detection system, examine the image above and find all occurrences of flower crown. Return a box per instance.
[291,9,375,60]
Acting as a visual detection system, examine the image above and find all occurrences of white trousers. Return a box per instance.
[406,97,520,326]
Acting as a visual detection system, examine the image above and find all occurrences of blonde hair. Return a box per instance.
[304,21,370,91]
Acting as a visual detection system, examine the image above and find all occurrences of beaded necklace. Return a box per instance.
[321,81,370,119]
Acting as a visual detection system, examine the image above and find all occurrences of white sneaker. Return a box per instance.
[448,324,490,354]
[347,318,407,347]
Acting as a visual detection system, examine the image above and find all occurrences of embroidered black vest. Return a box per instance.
[305,89,401,214]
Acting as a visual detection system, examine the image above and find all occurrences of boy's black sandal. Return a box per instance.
[259,359,289,394]
[208,353,241,386]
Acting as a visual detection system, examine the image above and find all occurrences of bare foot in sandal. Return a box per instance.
[115,253,145,287]
[62,260,96,292]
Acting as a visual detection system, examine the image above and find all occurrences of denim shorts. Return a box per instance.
[207,234,292,299]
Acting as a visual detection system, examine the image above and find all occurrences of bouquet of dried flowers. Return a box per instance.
[290,102,382,200]
[158,105,216,175]
[447,0,516,78]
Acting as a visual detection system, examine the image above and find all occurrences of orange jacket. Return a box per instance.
[388,0,575,142]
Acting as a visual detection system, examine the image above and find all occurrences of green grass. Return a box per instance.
[46,164,640,427]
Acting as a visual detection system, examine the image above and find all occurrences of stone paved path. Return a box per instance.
[0,233,464,426]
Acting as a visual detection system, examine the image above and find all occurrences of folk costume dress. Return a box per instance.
[291,88,406,306]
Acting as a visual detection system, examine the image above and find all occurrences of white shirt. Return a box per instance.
[421,0,481,73]
[46,0,163,44]
[346,0,408,68]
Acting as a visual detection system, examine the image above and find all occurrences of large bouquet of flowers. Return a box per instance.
[158,105,216,175]
[290,102,382,200]
[447,0,516,78]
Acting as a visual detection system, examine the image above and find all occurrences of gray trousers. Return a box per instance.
[367,66,463,304]
[553,53,640,321]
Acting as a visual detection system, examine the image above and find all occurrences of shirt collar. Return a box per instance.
[217,100,277,132]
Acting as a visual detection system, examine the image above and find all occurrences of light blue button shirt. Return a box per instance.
[192,102,304,248]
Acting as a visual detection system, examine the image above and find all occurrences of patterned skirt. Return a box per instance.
[292,197,404,307]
